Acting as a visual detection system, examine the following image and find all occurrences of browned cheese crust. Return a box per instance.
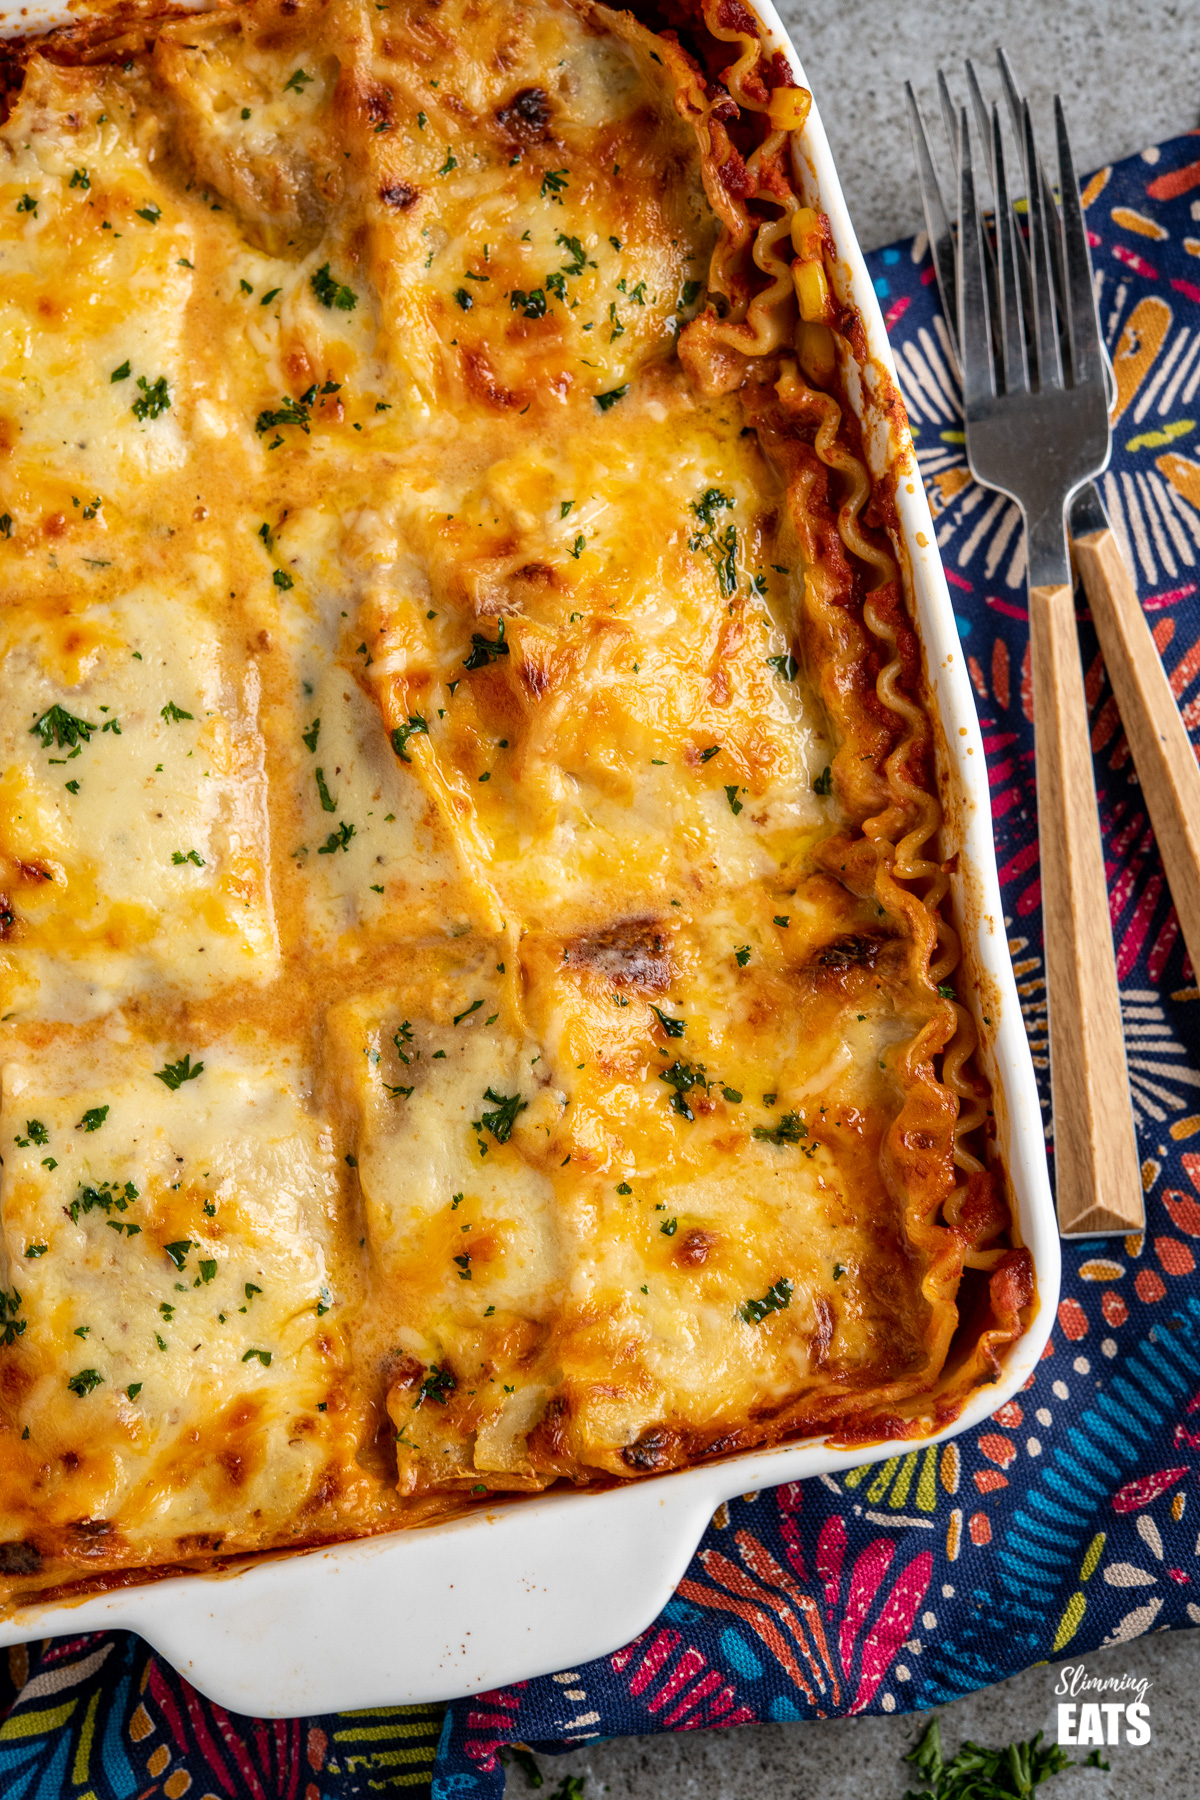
[0,0,1030,1610]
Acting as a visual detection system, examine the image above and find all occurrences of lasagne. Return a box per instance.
[0,0,1032,1609]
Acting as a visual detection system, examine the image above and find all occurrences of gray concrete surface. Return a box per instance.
[780,0,1200,250]
[497,3,1200,1793]
[511,1633,1197,1797]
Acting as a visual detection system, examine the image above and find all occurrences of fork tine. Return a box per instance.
[937,68,959,178]
[965,60,994,191]
[996,47,1027,186]
[905,82,959,364]
[957,106,995,412]
[1022,99,1063,390]
[1056,94,1102,392]
[991,104,1029,396]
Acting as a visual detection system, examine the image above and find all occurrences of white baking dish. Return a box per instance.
[0,0,1059,1713]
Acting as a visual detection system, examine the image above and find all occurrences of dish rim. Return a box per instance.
[0,0,1060,1714]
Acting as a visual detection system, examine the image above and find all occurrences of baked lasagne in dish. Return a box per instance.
[0,0,1033,1609]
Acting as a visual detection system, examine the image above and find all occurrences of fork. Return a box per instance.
[905,61,1144,1237]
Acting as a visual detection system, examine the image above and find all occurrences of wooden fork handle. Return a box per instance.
[1073,525,1200,983]
[1028,581,1145,1236]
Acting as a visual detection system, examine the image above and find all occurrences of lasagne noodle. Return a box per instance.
[0,0,1031,1606]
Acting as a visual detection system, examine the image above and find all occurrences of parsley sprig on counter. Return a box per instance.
[902,1716,1097,1800]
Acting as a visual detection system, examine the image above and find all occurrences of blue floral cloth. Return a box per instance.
[3,130,1200,1800]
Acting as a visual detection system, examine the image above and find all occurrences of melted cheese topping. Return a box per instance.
[0,0,1017,1600]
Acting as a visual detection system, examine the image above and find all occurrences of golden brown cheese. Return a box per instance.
[0,0,1028,1606]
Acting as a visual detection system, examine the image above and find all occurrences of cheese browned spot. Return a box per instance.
[0,0,1024,1608]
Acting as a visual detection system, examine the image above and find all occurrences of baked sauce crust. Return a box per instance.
[0,0,1030,1610]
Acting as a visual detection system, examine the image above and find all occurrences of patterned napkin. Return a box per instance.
[2,129,1200,1800]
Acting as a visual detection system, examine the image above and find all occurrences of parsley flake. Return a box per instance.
[154,1053,204,1090]
[738,1278,793,1324]
[390,714,428,761]
[311,263,357,310]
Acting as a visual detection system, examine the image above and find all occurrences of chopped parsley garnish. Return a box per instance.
[127,1382,143,1399]
[725,785,743,815]
[273,568,294,590]
[135,202,161,224]
[617,1182,632,1195]
[159,1302,175,1321]
[569,535,585,559]
[510,287,547,319]
[315,768,337,812]
[160,700,194,725]
[163,1241,193,1270]
[813,764,833,795]
[70,168,90,190]
[690,488,738,597]
[595,384,628,411]
[283,68,313,92]
[17,1120,48,1146]
[390,714,428,761]
[394,1020,416,1065]
[16,193,37,216]
[317,821,355,854]
[774,915,790,927]
[302,718,320,753]
[154,1053,204,1090]
[768,652,799,681]
[938,984,956,999]
[414,1364,456,1408]
[903,1717,1081,1799]
[76,1106,109,1132]
[658,1060,708,1121]
[753,1112,808,1146]
[255,394,311,435]
[474,1087,527,1144]
[261,287,281,305]
[453,1251,472,1279]
[541,169,569,201]
[454,288,473,310]
[198,1259,217,1283]
[546,270,567,301]
[833,1262,845,1280]
[110,360,131,382]
[721,1086,743,1104]
[650,1006,685,1038]
[463,619,509,669]
[738,1278,793,1325]
[67,1368,103,1396]
[69,1179,138,1222]
[132,376,171,420]
[30,705,97,750]
[734,944,751,967]
[0,1288,25,1346]
[25,1244,48,1258]
[438,148,458,175]
[556,233,587,274]
[454,999,483,1025]
[242,1347,272,1366]
[660,1218,678,1236]
[172,849,204,866]
[679,279,702,308]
